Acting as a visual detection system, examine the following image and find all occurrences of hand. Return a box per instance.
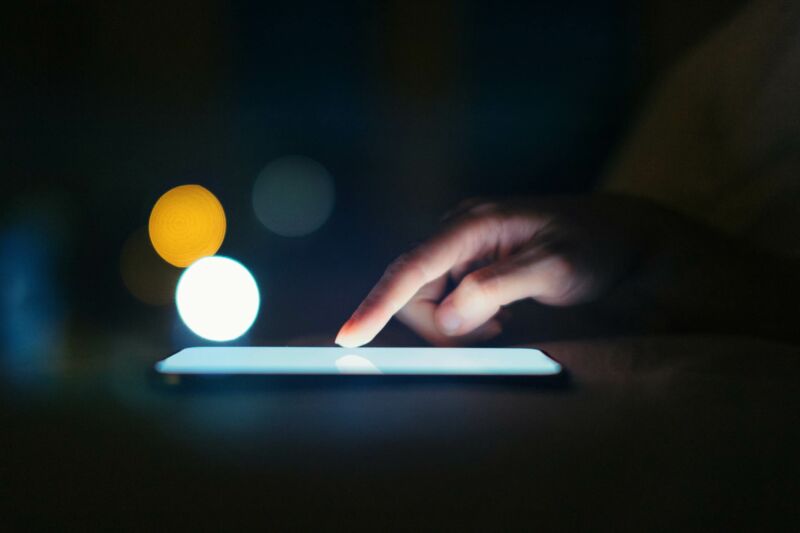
[335,195,649,347]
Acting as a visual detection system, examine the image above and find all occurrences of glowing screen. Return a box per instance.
[155,347,561,376]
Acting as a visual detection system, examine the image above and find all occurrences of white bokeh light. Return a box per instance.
[252,155,335,237]
[175,256,260,342]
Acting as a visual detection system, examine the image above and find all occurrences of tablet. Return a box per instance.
[154,346,562,378]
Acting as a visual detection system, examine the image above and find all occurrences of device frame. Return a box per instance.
[149,346,569,390]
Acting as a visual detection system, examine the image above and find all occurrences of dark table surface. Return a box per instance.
[3,334,799,530]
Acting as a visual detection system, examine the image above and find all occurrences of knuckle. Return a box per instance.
[458,212,502,238]
[385,251,428,284]
[387,251,410,269]
[462,269,500,301]
[384,252,412,277]
[547,254,576,283]
[538,253,582,301]
[469,201,498,215]
[450,202,503,228]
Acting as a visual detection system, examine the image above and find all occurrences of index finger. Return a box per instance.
[335,218,490,347]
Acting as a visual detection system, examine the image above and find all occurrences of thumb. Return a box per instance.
[433,252,575,336]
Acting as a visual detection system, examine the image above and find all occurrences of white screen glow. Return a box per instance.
[156,347,562,376]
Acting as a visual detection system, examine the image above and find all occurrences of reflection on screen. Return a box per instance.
[334,354,382,374]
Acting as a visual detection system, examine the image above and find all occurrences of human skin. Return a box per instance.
[335,194,800,347]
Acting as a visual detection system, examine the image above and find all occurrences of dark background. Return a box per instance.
[7,3,800,530]
[1,0,748,366]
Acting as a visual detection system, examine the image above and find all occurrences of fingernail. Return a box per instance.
[334,322,349,346]
[335,332,358,348]
[439,309,462,335]
[335,322,367,348]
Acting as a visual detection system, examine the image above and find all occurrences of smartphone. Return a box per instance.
[153,346,565,387]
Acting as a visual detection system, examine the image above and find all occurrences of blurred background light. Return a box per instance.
[252,155,335,237]
[120,227,182,306]
[176,256,260,342]
[0,211,67,388]
[148,184,226,267]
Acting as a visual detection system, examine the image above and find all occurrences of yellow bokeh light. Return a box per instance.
[148,184,226,267]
